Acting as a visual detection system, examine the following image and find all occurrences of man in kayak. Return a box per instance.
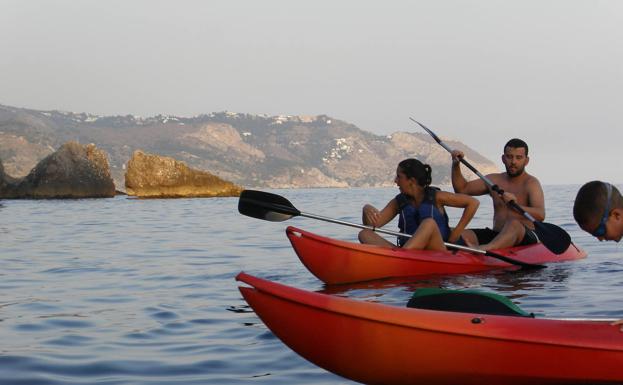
[450,138,544,250]
[359,158,479,250]
[573,181,623,242]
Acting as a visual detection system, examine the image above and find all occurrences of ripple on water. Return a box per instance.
[44,334,93,347]
[145,307,179,321]
[13,317,93,332]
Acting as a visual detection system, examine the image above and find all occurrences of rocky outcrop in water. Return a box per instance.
[125,150,243,198]
[0,141,116,199]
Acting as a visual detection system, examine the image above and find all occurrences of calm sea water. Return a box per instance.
[1,185,623,384]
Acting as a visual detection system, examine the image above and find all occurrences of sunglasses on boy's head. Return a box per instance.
[592,183,613,238]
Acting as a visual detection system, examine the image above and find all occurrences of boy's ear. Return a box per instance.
[612,208,623,221]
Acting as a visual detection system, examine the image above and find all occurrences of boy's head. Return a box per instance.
[573,181,623,241]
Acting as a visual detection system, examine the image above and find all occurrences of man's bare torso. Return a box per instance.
[487,172,539,231]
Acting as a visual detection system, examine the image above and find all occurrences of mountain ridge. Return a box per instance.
[0,104,498,190]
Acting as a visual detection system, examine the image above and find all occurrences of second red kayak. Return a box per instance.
[286,226,587,284]
[237,272,623,385]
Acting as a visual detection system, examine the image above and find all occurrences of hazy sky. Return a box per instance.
[1,0,621,184]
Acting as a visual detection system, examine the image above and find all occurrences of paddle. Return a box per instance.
[238,189,545,269]
[410,118,572,255]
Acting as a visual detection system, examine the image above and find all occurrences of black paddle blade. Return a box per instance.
[238,190,301,222]
[533,222,572,255]
[409,118,442,143]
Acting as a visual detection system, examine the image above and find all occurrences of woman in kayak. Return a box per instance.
[359,158,479,250]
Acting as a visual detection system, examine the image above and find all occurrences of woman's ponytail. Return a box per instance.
[422,164,432,186]
[398,158,432,187]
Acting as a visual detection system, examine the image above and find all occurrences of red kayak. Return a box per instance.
[286,226,587,284]
[237,272,623,385]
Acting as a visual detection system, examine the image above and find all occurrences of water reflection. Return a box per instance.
[0,201,7,234]
[226,304,254,314]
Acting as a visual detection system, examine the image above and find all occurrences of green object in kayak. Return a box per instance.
[407,287,533,317]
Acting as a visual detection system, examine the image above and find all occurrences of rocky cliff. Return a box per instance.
[0,105,498,190]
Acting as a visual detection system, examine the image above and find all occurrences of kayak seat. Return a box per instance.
[407,288,534,317]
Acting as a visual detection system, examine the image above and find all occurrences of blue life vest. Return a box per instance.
[396,187,451,247]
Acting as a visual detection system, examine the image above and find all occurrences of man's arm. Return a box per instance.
[451,150,490,196]
[523,177,546,221]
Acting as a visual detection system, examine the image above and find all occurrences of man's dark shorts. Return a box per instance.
[471,226,539,247]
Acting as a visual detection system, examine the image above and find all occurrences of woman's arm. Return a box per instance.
[362,199,399,228]
[437,190,480,243]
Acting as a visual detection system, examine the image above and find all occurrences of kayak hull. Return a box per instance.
[286,226,587,284]
[237,272,623,385]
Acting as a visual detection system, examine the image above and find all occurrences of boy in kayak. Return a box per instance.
[574,181,623,329]
[573,181,623,242]
[359,158,479,250]
[450,138,544,251]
